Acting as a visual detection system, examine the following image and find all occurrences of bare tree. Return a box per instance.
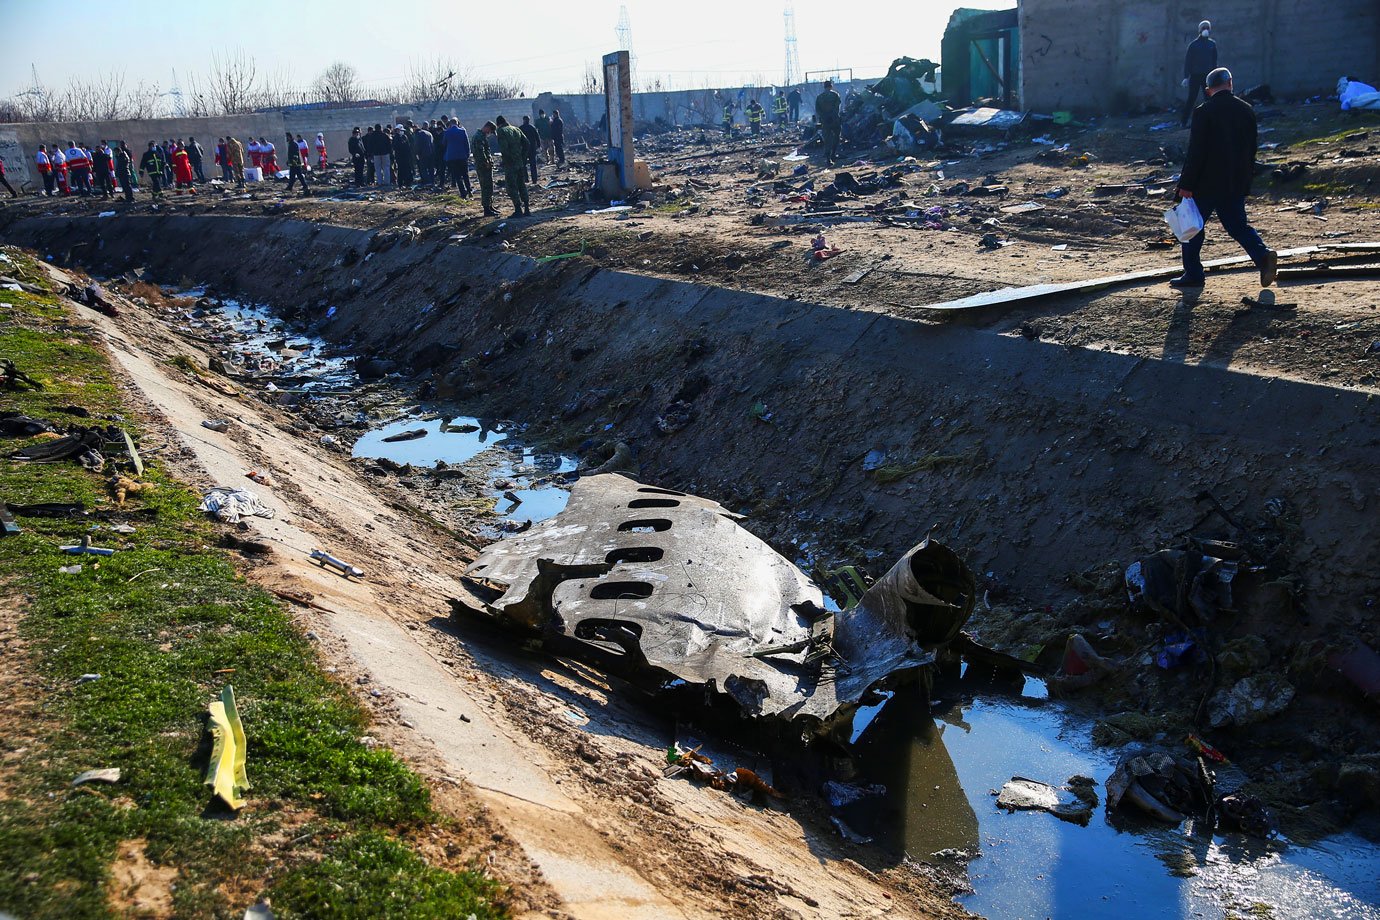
[313,61,359,105]
[402,56,460,105]
[255,64,298,110]
[207,48,259,115]
[582,62,601,95]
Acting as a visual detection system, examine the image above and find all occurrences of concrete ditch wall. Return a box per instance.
[6,213,1375,624]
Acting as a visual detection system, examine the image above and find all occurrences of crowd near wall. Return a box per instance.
[1018,0,1380,113]
[0,81,854,190]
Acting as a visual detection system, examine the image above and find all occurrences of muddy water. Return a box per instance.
[846,678,1380,919]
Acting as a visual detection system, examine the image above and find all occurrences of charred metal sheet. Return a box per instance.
[458,474,974,730]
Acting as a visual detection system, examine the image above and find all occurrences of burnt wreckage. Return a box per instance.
[453,474,978,737]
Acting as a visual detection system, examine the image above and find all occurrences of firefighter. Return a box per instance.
[722,102,734,137]
[746,99,764,136]
[138,142,164,198]
[773,91,788,128]
[171,143,196,194]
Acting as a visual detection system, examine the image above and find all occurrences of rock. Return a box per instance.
[1218,635,1270,678]
[1207,673,1295,728]
[1336,756,1380,809]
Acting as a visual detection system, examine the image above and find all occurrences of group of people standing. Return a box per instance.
[344,108,566,217]
[719,86,804,137]
[34,138,206,200]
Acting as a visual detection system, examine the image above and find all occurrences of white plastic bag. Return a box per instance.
[1164,197,1204,243]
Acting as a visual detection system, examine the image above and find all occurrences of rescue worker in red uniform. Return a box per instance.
[65,142,90,196]
[171,143,196,193]
[51,145,69,194]
[259,137,277,177]
[315,133,328,170]
[35,146,54,196]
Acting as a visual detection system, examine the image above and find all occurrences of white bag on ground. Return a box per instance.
[1164,197,1205,243]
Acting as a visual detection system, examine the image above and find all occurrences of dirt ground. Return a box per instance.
[31,265,965,920]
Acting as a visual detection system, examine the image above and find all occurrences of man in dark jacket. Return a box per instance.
[551,109,565,164]
[91,142,114,197]
[392,126,415,187]
[115,142,134,202]
[815,80,842,165]
[285,131,311,196]
[441,119,472,196]
[1181,20,1217,127]
[186,136,206,182]
[364,124,391,187]
[1173,67,1275,289]
[348,127,366,186]
[519,115,540,183]
[139,142,165,198]
[412,125,434,185]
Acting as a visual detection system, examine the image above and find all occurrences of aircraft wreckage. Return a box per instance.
[453,473,977,735]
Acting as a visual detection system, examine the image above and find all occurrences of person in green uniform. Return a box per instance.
[815,79,842,165]
[494,116,530,217]
[474,121,499,217]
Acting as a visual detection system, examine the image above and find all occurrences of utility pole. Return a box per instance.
[783,4,801,87]
[165,69,187,118]
[616,6,638,90]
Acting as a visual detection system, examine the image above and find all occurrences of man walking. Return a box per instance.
[815,79,842,165]
[551,109,565,164]
[115,142,134,202]
[1180,21,1217,127]
[519,115,540,183]
[495,116,530,217]
[788,86,802,124]
[139,142,165,198]
[473,121,499,216]
[0,156,16,199]
[1172,67,1276,290]
[284,132,311,196]
[442,118,472,196]
[187,136,206,182]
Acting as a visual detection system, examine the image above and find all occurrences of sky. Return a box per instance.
[0,0,1014,101]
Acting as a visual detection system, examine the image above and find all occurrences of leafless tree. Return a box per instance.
[313,61,359,104]
[255,64,298,110]
[582,62,601,96]
[207,48,259,115]
[402,56,459,105]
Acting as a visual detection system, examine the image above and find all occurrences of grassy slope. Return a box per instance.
[0,249,507,919]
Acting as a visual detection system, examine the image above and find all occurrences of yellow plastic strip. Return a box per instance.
[206,685,249,809]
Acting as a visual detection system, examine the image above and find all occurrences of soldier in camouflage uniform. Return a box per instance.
[473,122,500,217]
[494,116,530,217]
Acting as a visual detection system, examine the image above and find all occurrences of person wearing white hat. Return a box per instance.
[1181,20,1217,126]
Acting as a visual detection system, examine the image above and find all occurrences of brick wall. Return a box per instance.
[1019,0,1380,113]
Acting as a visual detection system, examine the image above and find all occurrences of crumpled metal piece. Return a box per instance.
[457,474,974,731]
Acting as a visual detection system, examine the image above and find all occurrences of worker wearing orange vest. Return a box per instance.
[171,144,196,194]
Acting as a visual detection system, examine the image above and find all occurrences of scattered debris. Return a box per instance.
[71,767,122,787]
[310,548,364,578]
[996,775,1096,825]
[199,487,275,523]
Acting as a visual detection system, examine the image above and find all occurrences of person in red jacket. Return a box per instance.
[171,143,196,194]
[51,144,69,194]
[35,145,54,196]
[315,132,327,170]
[65,142,91,196]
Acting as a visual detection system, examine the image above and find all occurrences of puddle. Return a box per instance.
[352,415,578,525]
[190,297,354,390]
[846,679,1380,919]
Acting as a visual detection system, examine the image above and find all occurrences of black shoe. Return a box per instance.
[1169,274,1205,288]
[1259,249,1278,287]
[510,209,523,218]
[523,206,531,216]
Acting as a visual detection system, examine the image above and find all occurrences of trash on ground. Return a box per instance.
[310,548,364,578]
[205,685,249,810]
[996,775,1096,825]
[202,419,231,432]
[199,487,275,523]
[71,767,122,787]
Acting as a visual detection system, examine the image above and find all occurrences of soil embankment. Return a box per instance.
[8,211,1380,826]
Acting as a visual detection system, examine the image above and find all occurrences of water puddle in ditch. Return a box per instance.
[351,414,578,525]
[844,677,1380,920]
[178,291,1379,918]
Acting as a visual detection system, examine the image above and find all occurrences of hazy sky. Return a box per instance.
[1,0,1013,100]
